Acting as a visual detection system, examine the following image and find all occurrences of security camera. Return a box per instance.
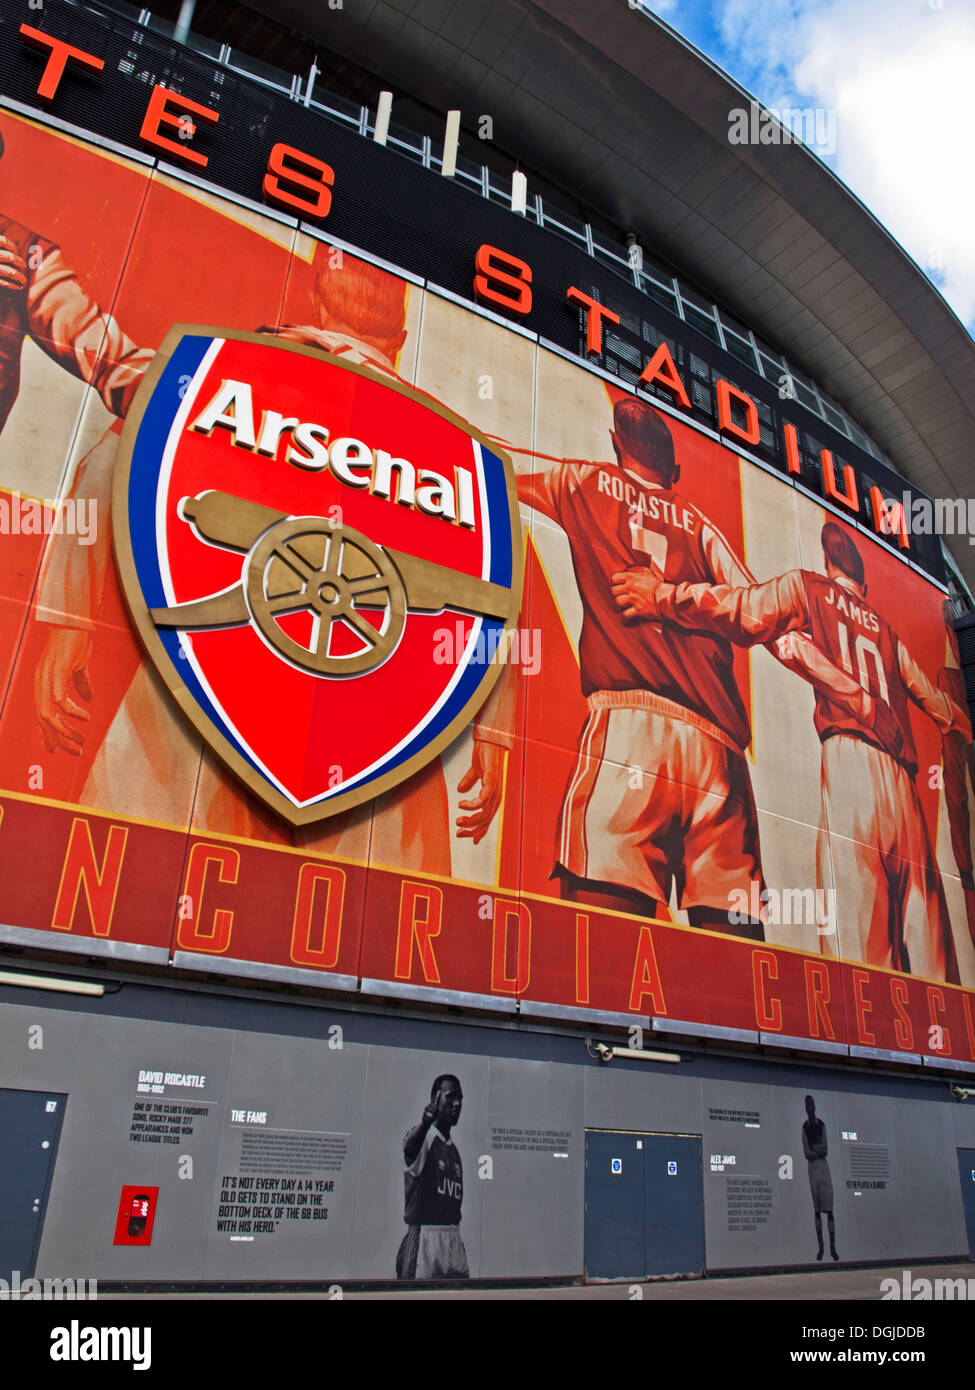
[586,1039,680,1064]
[951,1085,975,1100]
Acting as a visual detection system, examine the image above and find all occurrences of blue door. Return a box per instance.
[958,1148,975,1259]
[0,1088,65,1282]
[584,1130,646,1278]
[643,1134,705,1277]
[585,1129,704,1279]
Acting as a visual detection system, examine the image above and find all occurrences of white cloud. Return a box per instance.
[714,0,975,328]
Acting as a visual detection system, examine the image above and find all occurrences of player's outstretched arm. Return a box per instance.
[499,441,610,525]
[899,640,971,736]
[696,525,876,716]
[611,568,806,645]
[27,246,154,416]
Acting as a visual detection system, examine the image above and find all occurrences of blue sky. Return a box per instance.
[640,0,975,335]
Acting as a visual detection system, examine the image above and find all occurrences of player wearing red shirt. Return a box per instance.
[938,601,975,947]
[613,521,968,981]
[33,249,513,863]
[516,399,873,939]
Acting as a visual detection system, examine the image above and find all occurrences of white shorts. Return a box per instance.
[556,691,763,912]
[820,735,955,981]
[396,1225,469,1280]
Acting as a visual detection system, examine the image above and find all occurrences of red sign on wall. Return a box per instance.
[113,1187,159,1246]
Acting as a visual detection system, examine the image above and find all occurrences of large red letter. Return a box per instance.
[290,864,345,969]
[870,487,910,550]
[628,927,667,1014]
[263,143,334,219]
[394,881,442,983]
[566,286,620,355]
[637,342,690,409]
[783,422,802,476]
[52,818,128,937]
[491,900,531,995]
[575,913,590,1005]
[139,84,218,167]
[927,986,951,1056]
[177,843,239,954]
[752,950,782,1031]
[716,379,760,446]
[473,245,532,316]
[851,969,876,1045]
[804,959,836,1040]
[889,978,914,1051]
[821,450,859,514]
[20,25,103,102]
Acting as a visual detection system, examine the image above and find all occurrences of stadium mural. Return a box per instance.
[1,108,974,1063]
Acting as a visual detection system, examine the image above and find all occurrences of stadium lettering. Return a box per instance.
[804,959,837,1040]
[51,817,129,937]
[751,949,782,1031]
[491,899,530,994]
[9,22,923,564]
[290,864,345,969]
[189,379,475,526]
[19,26,334,214]
[472,239,914,555]
[177,843,240,954]
[394,881,443,983]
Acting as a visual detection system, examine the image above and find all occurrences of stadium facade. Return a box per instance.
[1,0,975,1285]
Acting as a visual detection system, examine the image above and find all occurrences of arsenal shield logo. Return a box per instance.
[112,327,523,825]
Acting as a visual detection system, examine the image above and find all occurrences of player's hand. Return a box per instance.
[611,568,669,620]
[422,1102,438,1127]
[35,625,93,754]
[456,739,507,843]
[0,237,28,293]
[861,692,902,758]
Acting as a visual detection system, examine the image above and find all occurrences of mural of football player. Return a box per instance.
[0,130,151,441]
[395,1074,469,1281]
[33,242,513,868]
[938,599,975,948]
[513,396,873,940]
[802,1094,838,1262]
[274,254,515,869]
[0,126,153,758]
[613,520,969,981]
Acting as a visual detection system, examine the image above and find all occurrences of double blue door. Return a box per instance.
[584,1129,704,1279]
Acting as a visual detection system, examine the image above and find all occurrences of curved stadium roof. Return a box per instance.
[252,0,975,597]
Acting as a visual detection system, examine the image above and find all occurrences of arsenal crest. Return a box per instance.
[112,327,523,824]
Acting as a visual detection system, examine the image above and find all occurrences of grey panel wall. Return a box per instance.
[0,995,972,1281]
